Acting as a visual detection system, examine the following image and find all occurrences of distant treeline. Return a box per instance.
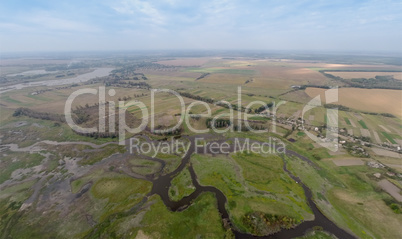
[12,104,144,139]
[319,70,402,90]
[205,118,267,131]
[323,104,351,111]
[111,67,148,81]
[104,81,151,89]
[75,131,118,139]
[84,64,152,88]
[179,91,272,113]
[45,62,89,71]
[179,91,246,112]
[323,69,402,72]
[299,85,331,90]
[112,62,175,72]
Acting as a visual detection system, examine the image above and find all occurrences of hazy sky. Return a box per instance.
[1,0,401,52]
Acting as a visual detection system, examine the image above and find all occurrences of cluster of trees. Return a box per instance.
[111,62,174,75]
[83,63,159,88]
[72,104,94,124]
[319,70,402,90]
[242,212,299,236]
[31,85,76,96]
[368,112,395,118]
[299,84,331,90]
[359,136,372,143]
[10,73,50,81]
[74,131,119,139]
[217,101,246,112]
[55,72,75,78]
[348,76,402,90]
[342,142,369,158]
[196,73,210,80]
[324,104,350,111]
[104,80,151,89]
[253,102,274,114]
[383,198,402,214]
[13,107,65,122]
[179,91,214,104]
[75,131,118,139]
[245,79,253,84]
[110,66,148,81]
[150,127,182,136]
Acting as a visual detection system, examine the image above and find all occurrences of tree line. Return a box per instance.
[13,108,65,122]
[319,70,402,90]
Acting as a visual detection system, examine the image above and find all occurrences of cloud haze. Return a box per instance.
[1,0,401,52]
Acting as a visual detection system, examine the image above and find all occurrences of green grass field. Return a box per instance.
[169,167,196,201]
[1,56,402,239]
[139,193,229,238]
[358,120,368,129]
[381,131,397,144]
[192,152,312,233]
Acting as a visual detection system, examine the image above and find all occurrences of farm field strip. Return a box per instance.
[382,132,397,144]
[379,125,391,133]
[332,158,364,166]
[360,129,371,137]
[305,87,402,118]
[378,179,402,202]
[372,130,382,144]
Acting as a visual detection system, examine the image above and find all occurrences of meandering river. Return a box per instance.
[0,68,114,94]
[146,135,356,239]
[2,136,357,238]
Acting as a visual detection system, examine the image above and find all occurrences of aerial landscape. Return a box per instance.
[0,1,401,239]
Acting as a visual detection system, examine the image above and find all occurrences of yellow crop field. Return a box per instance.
[305,87,402,118]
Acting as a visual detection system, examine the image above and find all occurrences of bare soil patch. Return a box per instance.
[254,65,328,89]
[332,158,364,166]
[360,129,371,137]
[378,179,402,202]
[372,130,382,144]
[372,148,402,159]
[379,125,391,133]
